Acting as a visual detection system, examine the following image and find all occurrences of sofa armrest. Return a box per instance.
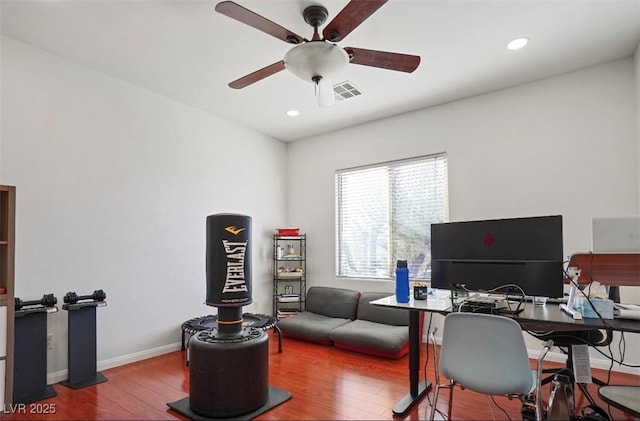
[357,292,409,326]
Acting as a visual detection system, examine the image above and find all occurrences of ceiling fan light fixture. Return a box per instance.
[313,76,335,107]
[507,37,529,50]
[284,41,349,83]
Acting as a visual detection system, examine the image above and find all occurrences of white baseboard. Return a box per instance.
[47,342,182,385]
[534,349,640,376]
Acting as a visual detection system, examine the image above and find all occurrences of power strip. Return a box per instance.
[464,297,508,309]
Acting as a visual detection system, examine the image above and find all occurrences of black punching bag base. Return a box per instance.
[12,385,57,405]
[60,372,107,389]
[167,387,292,421]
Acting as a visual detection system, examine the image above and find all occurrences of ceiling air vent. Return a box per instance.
[333,81,362,101]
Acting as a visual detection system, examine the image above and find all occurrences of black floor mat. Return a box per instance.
[167,386,292,420]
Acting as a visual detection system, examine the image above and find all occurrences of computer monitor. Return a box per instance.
[430,215,564,298]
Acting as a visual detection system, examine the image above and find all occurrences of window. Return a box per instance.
[335,153,449,280]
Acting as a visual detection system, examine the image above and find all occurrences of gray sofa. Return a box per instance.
[277,286,359,345]
[278,287,411,359]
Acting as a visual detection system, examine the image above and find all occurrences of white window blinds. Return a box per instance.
[335,153,449,280]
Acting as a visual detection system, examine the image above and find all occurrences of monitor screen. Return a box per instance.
[430,215,564,298]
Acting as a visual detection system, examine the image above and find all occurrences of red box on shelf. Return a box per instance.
[277,228,300,236]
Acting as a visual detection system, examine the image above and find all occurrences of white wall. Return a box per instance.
[288,58,639,373]
[0,36,287,380]
[1,32,638,380]
[636,42,640,209]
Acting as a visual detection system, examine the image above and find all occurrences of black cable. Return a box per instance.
[606,341,614,384]
[564,254,614,330]
[605,403,614,421]
[423,313,434,406]
[618,331,626,362]
[616,331,626,373]
[423,312,432,386]
[424,313,448,420]
[562,255,640,370]
[591,342,639,368]
[455,283,526,315]
[527,329,640,368]
[489,395,512,421]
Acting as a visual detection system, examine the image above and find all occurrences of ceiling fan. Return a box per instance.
[215,0,421,106]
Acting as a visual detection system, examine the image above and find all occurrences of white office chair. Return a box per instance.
[429,312,551,421]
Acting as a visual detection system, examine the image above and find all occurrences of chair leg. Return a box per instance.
[448,383,454,420]
[429,384,441,421]
[430,383,456,421]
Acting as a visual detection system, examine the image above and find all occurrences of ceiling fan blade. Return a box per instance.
[344,47,420,73]
[215,1,304,45]
[322,0,387,42]
[228,61,286,89]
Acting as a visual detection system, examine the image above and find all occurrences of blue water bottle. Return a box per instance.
[395,259,410,303]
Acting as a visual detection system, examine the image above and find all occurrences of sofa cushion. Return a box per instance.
[304,286,360,319]
[278,311,352,345]
[357,292,409,326]
[329,319,409,358]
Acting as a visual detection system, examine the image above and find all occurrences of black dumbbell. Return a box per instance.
[64,289,107,305]
[15,294,57,311]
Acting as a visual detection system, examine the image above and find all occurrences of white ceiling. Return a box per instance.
[2,0,639,142]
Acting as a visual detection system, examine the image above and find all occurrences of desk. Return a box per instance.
[371,294,640,415]
[509,302,640,333]
[370,295,449,415]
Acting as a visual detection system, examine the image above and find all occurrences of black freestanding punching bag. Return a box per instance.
[205,213,252,333]
[189,213,269,418]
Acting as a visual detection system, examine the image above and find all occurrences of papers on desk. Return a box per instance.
[614,303,640,320]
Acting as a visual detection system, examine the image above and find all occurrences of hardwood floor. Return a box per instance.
[2,331,639,420]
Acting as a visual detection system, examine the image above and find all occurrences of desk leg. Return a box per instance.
[392,309,430,415]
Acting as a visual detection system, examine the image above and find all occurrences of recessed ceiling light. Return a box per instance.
[507,37,529,50]
[287,110,300,117]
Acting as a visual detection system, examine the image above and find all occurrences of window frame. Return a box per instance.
[335,153,449,281]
